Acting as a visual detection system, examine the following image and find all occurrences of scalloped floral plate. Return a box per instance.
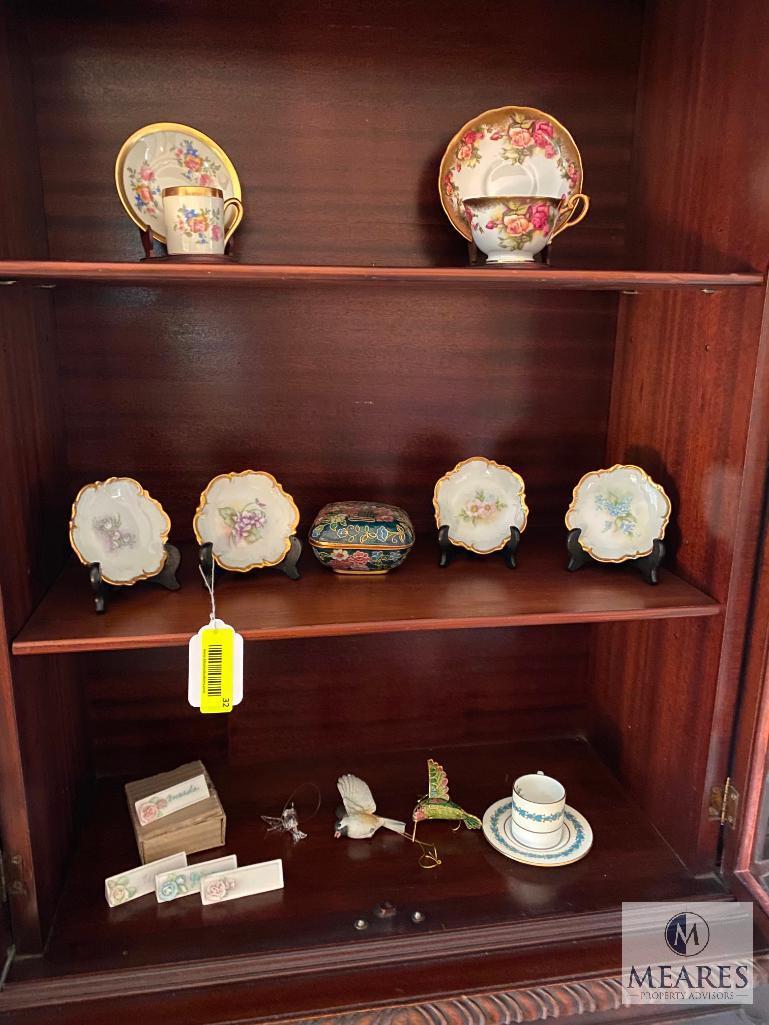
[194,471,299,572]
[433,457,528,555]
[483,797,592,867]
[115,122,241,243]
[565,464,671,563]
[69,477,170,586]
[439,106,583,241]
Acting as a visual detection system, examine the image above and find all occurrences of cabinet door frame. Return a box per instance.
[723,478,769,925]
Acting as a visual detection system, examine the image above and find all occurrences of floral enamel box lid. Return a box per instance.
[310,502,414,549]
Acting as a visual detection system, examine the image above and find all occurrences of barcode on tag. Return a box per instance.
[200,627,234,714]
[205,645,223,696]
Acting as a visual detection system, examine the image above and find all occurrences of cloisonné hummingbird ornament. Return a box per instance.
[411,759,481,840]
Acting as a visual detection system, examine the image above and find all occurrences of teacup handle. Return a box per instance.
[550,193,590,241]
[223,197,244,246]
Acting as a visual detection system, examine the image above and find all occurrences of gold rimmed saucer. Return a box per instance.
[439,106,583,241]
[115,122,241,244]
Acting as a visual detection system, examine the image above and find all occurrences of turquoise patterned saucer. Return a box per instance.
[482,797,593,867]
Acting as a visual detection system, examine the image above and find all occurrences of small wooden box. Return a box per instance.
[125,761,226,864]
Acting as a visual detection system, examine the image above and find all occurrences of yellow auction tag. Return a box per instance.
[200,626,234,714]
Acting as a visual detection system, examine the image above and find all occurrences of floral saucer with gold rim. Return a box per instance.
[565,464,671,563]
[115,123,241,244]
[433,457,528,555]
[194,471,300,572]
[69,477,170,586]
[439,106,584,242]
[483,797,593,868]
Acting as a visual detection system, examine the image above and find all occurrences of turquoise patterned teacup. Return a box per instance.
[510,770,565,850]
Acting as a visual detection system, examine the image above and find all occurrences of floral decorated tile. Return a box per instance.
[433,457,528,555]
[565,464,671,563]
[69,477,170,585]
[115,122,240,243]
[439,105,583,241]
[194,471,299,572]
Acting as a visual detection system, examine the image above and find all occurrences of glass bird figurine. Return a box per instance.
[261,802,307,843]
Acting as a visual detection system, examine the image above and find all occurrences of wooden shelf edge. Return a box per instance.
[11,595,722,656]
[0,260,763,290]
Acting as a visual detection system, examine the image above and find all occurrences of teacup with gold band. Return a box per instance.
[162,186,243,255]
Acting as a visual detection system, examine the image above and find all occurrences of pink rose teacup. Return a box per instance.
[463,193,589,264]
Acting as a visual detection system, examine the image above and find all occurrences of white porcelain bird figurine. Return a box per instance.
[334,774,406,839]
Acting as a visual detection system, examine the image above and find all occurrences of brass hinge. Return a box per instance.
[709,777,739,827]
[0,853,26,901]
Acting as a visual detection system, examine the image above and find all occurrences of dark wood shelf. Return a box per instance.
[13,539,720,656]
[0,260,762,290]
[4,737,727,1008]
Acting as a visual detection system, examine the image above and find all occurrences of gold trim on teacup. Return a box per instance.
[564,463,671,564]
[433,456,529,556]
[438,105,584,242]
[114,122,242,244]
[163,186,224,198]
[193,470,300,573]
[463,194,561,205]
[69,477,170,586]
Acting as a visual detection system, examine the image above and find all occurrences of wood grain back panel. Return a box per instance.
[28,0,642,268]
[54,285,616,535]
[83,627,588,778]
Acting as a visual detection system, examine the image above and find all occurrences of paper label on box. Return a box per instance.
[105,851,187,908]
[135,773,210,826]
[155,854,237,902]
[200,859,284,905]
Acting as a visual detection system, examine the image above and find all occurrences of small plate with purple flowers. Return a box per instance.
[565,464,671,563]
[69,477,170,585]
[194,471,300,572]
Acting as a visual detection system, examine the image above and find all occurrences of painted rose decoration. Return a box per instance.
[127,160,162,218]
[439,107,583,242]
[174,139,223,186]
[106,877,136,905]
[476,199,557,253]
[137,795,167,825]
[202,878,230,902]
[459,490,507,527]
[173,204,224,245]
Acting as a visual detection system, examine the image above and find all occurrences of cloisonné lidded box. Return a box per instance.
[309,501,414,575]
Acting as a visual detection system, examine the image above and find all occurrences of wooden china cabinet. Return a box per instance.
[2,1,769,1022]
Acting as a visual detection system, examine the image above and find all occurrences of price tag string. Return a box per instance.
[198,562,217,625]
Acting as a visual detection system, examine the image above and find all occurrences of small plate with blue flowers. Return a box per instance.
[482,797,593,867]
[565,464,671,564]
